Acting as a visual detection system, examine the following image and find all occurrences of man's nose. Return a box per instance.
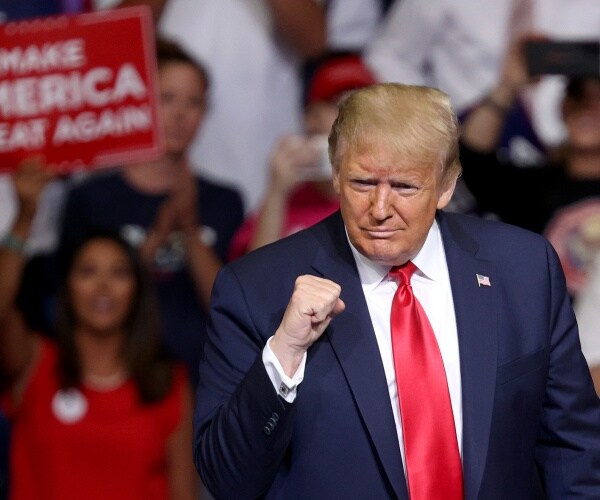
[370,184,392,220]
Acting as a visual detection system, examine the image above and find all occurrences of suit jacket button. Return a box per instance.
[263,425,272,436]
[271,412,279,422]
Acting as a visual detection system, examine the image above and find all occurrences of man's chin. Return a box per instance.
[357,241,406,266]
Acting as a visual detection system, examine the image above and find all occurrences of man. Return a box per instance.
[194,83,600,499]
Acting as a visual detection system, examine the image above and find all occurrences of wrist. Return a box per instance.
[481,94,512,115]
[1,232,26,254]
[181,223,201,240]
[486,82,518,110]
[264,187,290,210]
[270,332,306,376]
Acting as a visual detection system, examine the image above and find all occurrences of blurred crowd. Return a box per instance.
[0,0,599,499]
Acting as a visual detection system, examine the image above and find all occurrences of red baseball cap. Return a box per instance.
[306,54,377,105]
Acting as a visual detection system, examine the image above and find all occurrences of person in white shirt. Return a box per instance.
[156,0,382,212]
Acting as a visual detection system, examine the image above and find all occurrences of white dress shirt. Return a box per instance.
[264,220,463,470]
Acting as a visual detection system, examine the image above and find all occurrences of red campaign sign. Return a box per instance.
[0,6,164,173]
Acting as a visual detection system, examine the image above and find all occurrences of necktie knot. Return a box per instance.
[389,261,417,286]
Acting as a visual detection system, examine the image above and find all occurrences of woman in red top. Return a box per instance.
[0,160,197,500]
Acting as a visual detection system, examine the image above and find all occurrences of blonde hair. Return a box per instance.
[329,83,462,186]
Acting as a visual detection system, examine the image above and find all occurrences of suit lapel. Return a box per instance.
[311,214,408,500]
[438,213,498,500]
[309,212,499,499]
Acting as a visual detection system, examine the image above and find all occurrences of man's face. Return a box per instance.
[159,61,206,157]
[333,140,455,266]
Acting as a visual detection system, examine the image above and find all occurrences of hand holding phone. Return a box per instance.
[303,134,332,181]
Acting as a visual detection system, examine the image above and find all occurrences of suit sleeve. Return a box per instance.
[193,265,296,499]
[535,240,600,496]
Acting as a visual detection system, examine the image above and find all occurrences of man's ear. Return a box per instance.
[332,168,341,195]
[436,176,458,210]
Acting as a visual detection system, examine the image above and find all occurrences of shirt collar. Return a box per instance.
[347,219,444,292]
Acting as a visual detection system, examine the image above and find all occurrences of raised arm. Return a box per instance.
[460,36,539,152]
[267,0,327,58]
[0,158,53,387]
[249,134,319,252]
[195,267,344,497]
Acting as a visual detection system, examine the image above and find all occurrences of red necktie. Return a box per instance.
[389,262,463,500]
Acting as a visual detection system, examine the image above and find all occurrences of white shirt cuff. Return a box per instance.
[262,336,306,403]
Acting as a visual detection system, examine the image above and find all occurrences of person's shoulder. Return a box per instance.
[439,211,550,255]
[228,212,339,272]
[441,210,548,244]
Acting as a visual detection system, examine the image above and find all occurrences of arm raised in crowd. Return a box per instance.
[249,134,320,252]
[0,158,53,390]
[116,0,326,57]
[460,35,542,152]
[267,0,327,58]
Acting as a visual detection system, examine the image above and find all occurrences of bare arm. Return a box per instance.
[249,135,319,252]
[266,0,327,58]
[0,159,52,383]
[167,380,198,500]
[460,38,530,152]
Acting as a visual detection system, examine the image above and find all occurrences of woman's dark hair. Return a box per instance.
[54,228,173,404]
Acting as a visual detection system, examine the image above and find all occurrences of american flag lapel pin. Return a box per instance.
[476,274,491,287]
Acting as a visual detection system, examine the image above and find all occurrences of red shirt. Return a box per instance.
[3,339,187,500]
[228,183,339,261]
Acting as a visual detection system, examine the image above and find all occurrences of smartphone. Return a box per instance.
[524,40,600,77]
[303,134,332,181]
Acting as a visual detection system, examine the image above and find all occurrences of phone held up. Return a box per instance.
[525,40,600,77]
[302,134,332,181]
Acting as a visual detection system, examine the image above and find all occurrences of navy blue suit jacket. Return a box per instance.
[194,210,600,499]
